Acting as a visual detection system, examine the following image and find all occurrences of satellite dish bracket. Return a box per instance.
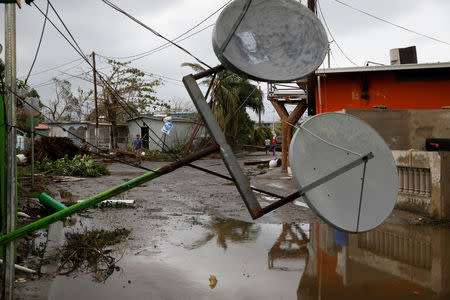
[183,68,375,220]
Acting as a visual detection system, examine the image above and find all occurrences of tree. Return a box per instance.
[181,62,264,144]
[1,54,41,131]
[98,60,166,148]
[40,78,91,121]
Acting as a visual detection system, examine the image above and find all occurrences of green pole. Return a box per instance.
[38,193,67,211]
[0,93,6,252]
[0,144,219,246]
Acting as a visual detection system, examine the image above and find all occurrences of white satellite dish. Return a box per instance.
[212,0,328,82]
[289,113,398,233]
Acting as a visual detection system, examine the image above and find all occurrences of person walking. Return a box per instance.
[271,136,277,156]
[133,134,143,165]
[264,137,271,155]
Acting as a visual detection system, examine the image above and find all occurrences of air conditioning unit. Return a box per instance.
[390,46,417,65]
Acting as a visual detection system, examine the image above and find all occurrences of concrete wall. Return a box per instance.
[343,109,450,150]
[392,150,450,219]
[127,117,207,151]
[339,110,450,219]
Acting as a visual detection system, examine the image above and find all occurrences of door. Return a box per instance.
[140,127,149,149]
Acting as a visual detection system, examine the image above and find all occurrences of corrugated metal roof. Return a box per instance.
[315,62,450,75]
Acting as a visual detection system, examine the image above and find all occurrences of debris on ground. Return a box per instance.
[36,155,110,177]
[209,274,218,289]
[243,159,271,166]
[27,136,80,161]
[0,259,37,274]
[57,228,130,282]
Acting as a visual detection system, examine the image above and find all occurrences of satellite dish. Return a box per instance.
[289,113,398,233]
[212,0,328,82]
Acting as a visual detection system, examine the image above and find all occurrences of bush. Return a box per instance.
[36,155,110,177]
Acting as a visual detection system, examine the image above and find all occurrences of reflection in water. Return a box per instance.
[297,223,450,300]
[268,224,309,271]
[186,217,260,250]
[47,218,450,300]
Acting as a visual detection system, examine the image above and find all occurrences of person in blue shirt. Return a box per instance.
[133,134,143,165]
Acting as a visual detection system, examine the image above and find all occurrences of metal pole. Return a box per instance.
[2,4,17,299]
[0,144,219,246]
[92,51,99,148]
[183,74,262,219]
[327,45,331,68]
[30,111,34,188]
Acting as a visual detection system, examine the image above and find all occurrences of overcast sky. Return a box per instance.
[1,0,450,121]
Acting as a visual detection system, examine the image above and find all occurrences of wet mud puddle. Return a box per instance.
[47,218,450,300]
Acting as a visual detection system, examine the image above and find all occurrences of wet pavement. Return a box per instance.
[44,220,450,300]
[14,155,450,299]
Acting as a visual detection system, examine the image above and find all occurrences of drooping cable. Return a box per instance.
[22,0,230,79]
[100,0,231,60]
[317,0,358,66]
[333,0,450,46]
[24,0,50,85]
[102,0,213,69]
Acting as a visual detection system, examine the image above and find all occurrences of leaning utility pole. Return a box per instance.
[2,4,17,300]
[92,51,99,147]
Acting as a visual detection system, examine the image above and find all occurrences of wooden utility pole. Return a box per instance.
[2,4,17,299]
[92,51,99,147]
[307,0,317,116]
[271,100,307,171]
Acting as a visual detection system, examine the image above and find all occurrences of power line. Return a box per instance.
[29,60,94,88]
[32,2,152,126]
[37,1,195,161]
[47,0,86,57]
[6,85,159,173]
[333,0,450,47]
[21,0,229,79]
[126,23,214,63]
[24,0,50,85]
[27,1,258,190]
[99,0,231,60]
[102,0,213,69]
[18,57,84,79]
[317,0,358,66]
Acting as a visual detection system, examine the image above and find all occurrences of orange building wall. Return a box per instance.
[315,72,450,113]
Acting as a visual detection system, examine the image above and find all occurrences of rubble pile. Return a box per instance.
[30,136,80,161]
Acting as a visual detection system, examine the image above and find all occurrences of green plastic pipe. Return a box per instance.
[38,193,67,211]
[0,144,219,246]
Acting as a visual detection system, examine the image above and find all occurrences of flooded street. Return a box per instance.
[44,218,450,300]
[15,158,450,299]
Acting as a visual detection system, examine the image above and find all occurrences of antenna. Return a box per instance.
[183,0,398,232]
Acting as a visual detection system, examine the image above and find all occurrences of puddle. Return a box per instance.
[47,218,450,300]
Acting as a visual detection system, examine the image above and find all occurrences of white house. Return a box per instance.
[127,115,207,151]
